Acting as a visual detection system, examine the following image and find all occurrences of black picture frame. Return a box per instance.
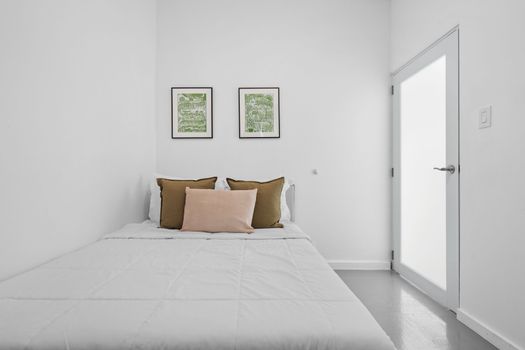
[171,87,213,139]
[238,87,280,139]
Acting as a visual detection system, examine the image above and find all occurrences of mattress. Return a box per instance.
[0,221,396,350]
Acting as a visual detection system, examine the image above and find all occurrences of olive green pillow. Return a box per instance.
[157,177,217,229]
[226,177,284,229]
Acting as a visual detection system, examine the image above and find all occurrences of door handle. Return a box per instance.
[433,165,455,174]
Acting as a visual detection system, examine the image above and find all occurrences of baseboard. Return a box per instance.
[328,260,391,270]
[457,309,522,350]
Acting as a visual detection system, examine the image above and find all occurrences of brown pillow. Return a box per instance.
[181,188,257,233]
[157,177,217,229]
[226,177,284,229]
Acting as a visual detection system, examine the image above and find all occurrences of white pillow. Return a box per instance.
[280,178,292,222]
[148,174,228,224]
[148,175,292,224]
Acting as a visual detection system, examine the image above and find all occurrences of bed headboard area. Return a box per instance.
[286,184,296,222]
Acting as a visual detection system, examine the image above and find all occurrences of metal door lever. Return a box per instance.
[433,165,455,174]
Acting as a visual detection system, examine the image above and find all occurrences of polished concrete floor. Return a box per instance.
[336,270,497,350]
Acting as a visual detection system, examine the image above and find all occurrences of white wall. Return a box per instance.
[156,0,392,267]
[391,1,525,349]
[0,0,157,281]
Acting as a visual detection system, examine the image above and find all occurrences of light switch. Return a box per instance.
[479,106,492,129]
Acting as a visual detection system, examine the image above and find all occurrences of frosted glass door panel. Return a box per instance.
[400,56,447,289]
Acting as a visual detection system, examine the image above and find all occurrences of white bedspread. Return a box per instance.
[0,221,396,350]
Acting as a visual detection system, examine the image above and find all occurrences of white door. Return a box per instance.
[392,29,459,310]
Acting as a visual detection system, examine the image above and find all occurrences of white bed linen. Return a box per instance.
[0,221,396,350]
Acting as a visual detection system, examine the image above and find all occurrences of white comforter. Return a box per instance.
[0,221,395,350]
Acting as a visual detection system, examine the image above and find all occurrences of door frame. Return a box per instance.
[391,27,460,311]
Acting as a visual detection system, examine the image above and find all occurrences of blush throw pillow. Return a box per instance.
[181,188,258,233]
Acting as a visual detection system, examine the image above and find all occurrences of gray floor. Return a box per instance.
[336,270,497,350]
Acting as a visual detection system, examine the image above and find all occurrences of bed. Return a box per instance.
[0,182,396,349]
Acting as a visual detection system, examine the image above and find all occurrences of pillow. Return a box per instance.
[149,174,227,223]
[226,177,284,228]
[157,177,217,229]
[220,177,292,223]
[280,179,292,222]
[181,188,257,233]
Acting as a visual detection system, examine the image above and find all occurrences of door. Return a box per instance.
[392,29,459,310]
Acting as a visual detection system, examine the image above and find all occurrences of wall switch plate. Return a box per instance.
[478,106,492,129]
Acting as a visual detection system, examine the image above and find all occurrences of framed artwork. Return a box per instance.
[238,87,280,138]
[171,87,213,139]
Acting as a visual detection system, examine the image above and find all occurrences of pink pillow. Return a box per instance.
[181,188,257,233]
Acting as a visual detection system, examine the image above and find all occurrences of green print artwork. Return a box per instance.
[245,94,274,132]
[177,93,207,133]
